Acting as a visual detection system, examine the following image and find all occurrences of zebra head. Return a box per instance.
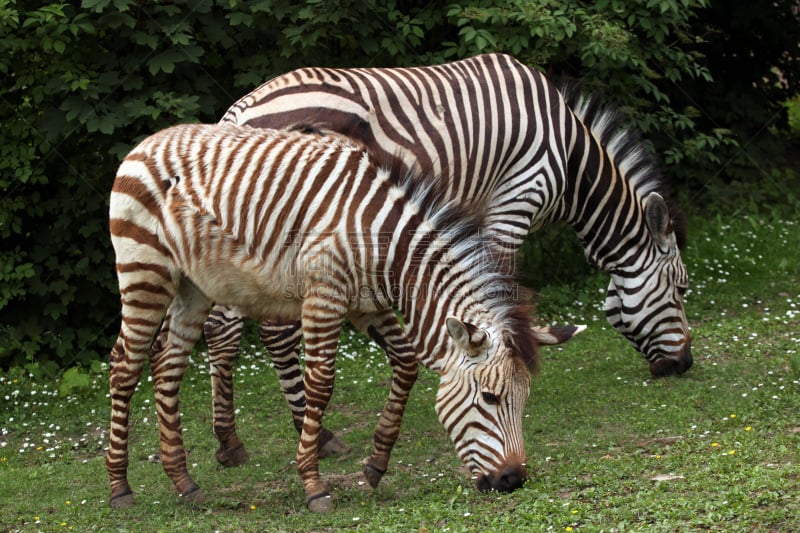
[435,317,535,493]
[605,192,692,377]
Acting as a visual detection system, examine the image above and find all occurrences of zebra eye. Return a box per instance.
[482,392,500,405]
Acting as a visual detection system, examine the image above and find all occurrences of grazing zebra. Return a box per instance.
[107,123,543,511]
[204,52,692,466]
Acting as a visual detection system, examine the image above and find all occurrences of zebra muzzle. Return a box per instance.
[475,463,527,493]
[649,343,693,377]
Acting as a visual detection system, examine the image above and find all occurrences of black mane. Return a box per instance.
[502,294,540,374]
[564,87,687,249]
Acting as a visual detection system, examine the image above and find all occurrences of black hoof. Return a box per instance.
[179,484,205,505]
[216,443,250,467]
[110,488,134,509]
[362,463,386,488]
[306,491,333,513]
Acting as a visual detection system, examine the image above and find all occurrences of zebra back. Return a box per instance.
[221,53,692,375]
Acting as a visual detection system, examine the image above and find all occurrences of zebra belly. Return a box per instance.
[184,263,394,323]
[183,257,304,322]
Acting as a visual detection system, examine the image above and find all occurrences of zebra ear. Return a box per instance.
[531,324,587,346]
[644,192,672,247]
[446,317,489,356]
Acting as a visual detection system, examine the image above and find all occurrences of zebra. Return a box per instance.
[203,52,692,466]
[107,123,544,512]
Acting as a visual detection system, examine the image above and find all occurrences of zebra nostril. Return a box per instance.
[649,357,679,378]
[649,346,693,377]
[493,465,526,493]
[475,474,492,492]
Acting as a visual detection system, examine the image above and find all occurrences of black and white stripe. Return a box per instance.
[204,53,691,466]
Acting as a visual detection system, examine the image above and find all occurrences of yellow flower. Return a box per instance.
[65,501,71,506]
[250,505,256,511]
[711,442,719,447]
[745,426,752,431]
[729,450,736,455]
[571,509,578,514]
[566,528,573,532]
[729,414,736,419]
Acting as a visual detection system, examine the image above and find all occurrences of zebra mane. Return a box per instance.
[391,161,540,373]
[500,297,540,374]
[565,89,688,250]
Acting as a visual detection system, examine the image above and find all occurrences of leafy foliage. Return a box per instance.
[0,0,794,368]
[673,0,800,196]
[788,96,800,137]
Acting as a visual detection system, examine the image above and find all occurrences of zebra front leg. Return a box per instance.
[296,287,347,512]
[349,310,419,488]
[150,282,212,504]
[259,319,350,458]
[204,305,250,467]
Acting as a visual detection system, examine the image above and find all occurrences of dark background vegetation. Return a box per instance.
[2,0,799,370]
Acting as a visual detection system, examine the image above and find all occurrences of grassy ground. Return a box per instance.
[1,210,799,532]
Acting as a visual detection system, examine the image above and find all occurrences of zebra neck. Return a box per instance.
[400,296,486,374]
[560,124,651,272]
[391,233,501,373]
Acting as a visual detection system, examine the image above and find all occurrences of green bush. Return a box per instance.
[0,0,789,368]
[674,0,800,193]
[787,96,800,137]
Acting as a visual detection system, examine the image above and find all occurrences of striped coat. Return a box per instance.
[203,53,691,466]
[107,123,540,511]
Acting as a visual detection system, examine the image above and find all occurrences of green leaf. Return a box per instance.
[148,49,184,75]
[227,11,253,27]
[81,0,112,12]
[59,366,92,396]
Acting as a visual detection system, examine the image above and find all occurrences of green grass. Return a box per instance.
[2,211,800,532]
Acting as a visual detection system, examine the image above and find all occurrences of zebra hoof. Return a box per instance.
[318,429,349,459]
[306,492,333,513]
[179,484,205,505]
[109,490,135,509]
[362,463,386,488]
[216,443,250,467]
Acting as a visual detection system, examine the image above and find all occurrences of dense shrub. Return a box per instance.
[1,0,792,368]
[669,0,800,209]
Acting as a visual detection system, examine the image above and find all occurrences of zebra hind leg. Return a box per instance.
[350,309,419,489]
[259,319,350,459]
[107,333,151,509]
[150,280,212,505]
[107,266,175,509]
[204,305,250,467]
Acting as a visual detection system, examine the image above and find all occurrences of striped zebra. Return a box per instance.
[107,123,543,511]
[204,52,693,466]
